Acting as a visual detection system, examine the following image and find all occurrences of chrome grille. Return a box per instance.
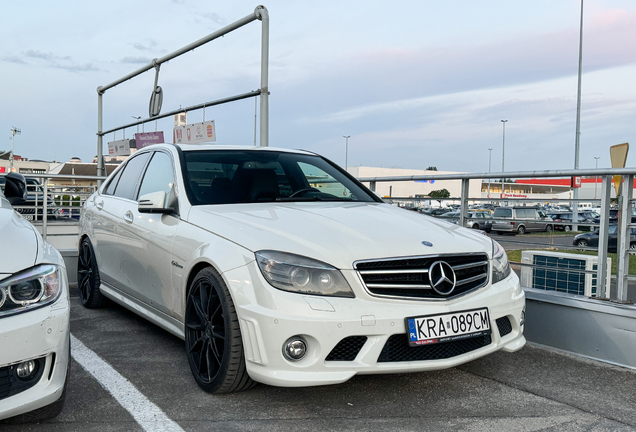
[355,254,489,299]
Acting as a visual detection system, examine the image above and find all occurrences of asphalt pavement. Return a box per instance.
[2,290,635,431]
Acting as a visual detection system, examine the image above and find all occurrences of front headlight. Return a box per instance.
[492,240,511,284]
[0,265,63,317]
[256,251,355,298]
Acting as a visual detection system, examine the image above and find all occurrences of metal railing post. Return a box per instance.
[459,179,469,227]
[42,178,49,242]
[596,176,612,298]
[617,174,633,301]
[257,5,269,147]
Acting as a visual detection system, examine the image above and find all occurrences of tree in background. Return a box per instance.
[426,166,438,171]
[429,188,450,205]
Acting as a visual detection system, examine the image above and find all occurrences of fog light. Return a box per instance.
[283,337,307,361]
[16,360,37,380]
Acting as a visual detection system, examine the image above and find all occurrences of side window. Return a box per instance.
[103,168,124,196]
[137,152,175,201]
[112,152,152,200]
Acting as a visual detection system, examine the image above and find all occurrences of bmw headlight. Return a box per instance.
[256,251,355,298]
[0,265,63,317]
[492,240,511,284]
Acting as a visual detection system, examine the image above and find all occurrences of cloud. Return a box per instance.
[201,12,224,25]
[132,41,158,51]
[121,56,153,64]
[1,49,100,72]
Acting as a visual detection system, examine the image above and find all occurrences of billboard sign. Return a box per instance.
[173,120,216,144]
[135,132,165,149]
[107,139,134,157]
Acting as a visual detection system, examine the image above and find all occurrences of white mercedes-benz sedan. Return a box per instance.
[0,173,70,422]
[78,144,525,393]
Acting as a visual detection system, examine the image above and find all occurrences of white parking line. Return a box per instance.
[70,334,185,432]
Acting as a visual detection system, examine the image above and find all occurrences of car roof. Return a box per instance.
[172,144,315,156]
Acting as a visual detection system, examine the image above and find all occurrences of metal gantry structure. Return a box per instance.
[95,6,270,177]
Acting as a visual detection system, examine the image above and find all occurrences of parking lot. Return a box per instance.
[3,288,635,432]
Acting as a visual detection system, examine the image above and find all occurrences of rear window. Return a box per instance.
[494,208,512,218]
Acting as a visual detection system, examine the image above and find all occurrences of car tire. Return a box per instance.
[564,226,571,232]
[1,340,70,424]
[546,225,553,233]
[472,224,479,230]
[77,237,104,308]
[577,239,588,248]
[185,267,255,394]
[517,225,526,235]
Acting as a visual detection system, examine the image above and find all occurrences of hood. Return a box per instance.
[187,202,493,269]
[0,198,39,276]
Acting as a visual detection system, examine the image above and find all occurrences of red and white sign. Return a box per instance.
[173,120,216,144]
[501,193,528,199]
[107,139,133,157]
[571,176,582,188]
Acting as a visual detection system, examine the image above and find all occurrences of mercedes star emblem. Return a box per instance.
[429,261,456,295]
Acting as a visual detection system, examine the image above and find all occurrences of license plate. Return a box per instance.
[23,214,34,221]
[406,308,490,347]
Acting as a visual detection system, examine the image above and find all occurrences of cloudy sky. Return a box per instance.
[2,0,636,174]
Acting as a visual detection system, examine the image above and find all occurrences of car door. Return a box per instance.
[116,150,180,317]
[91,152,151,291]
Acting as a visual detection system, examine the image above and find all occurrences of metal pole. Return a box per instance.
[596,175,611,299]
[343,136,351,171]
[573,0,584,230]
[258,5,269,147]
[459,179,469,228]
[97,90,104,179]
[616,174,633,301]
[488,148,493,200]
[9,127,20,172]
[501,120,507,197]
[42,179,48,242]
[594,156,600,200]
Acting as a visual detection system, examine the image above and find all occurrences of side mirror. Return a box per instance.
[138,191,173,214]
[3,172,27,205]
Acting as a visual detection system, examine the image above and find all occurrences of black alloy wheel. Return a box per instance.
[184,267,254,394]
[77,237,104,308]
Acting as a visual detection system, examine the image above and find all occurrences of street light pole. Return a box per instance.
[488,148,493,200]
[10,127,21,172]
[343,135,351,171]
[501,120,507,196]
[594,156,600,200]
[573,0,584,228]
[131,116,141,134]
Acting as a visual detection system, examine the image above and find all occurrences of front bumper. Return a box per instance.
[225,262,526,388]
[0,279,70,421]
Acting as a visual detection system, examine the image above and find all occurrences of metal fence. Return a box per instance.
[359,167,636,304]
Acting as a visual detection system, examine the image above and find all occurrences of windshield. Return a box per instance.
[182,150,380,205]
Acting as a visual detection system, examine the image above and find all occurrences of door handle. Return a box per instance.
[123,210,134,223]
[95,200,104,210]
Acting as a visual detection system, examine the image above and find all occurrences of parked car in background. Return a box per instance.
[78,144,525,394]
[466,211,493,232]
[423,207,451,216]
[492,206,553,235]
[0,175,63,221]
[573,225,636,252]
[436,211,460,223]
[546,212,593,232]
[0,173,70,423]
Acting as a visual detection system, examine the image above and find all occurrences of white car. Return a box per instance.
[0,173,70,422]
[78,144,525,393]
